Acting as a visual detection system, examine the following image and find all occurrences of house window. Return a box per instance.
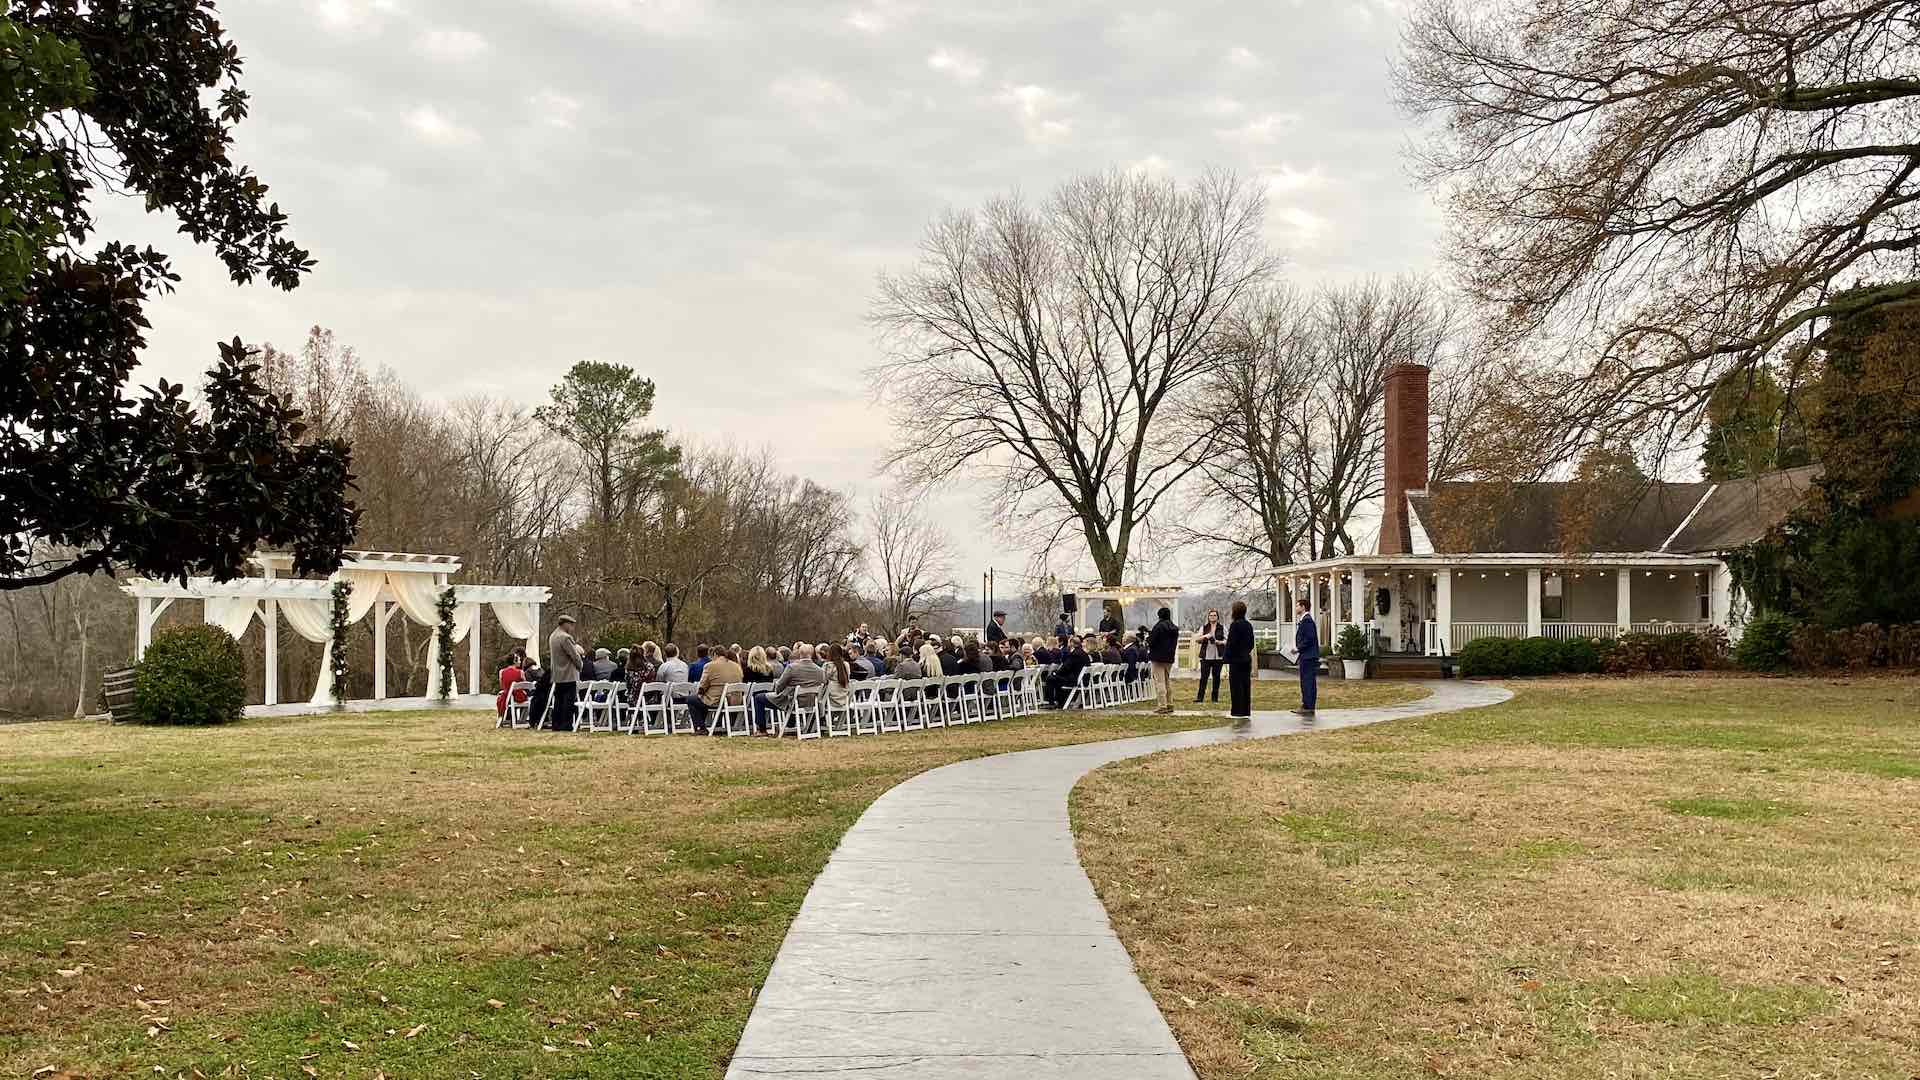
[1542,574,1565,621]
[1698,581,1711,620]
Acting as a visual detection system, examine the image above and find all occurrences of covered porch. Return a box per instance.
[1269,553,1731,659]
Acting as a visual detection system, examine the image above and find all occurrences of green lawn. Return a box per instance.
[0,706,1218,1078]
[1071,676,1920,1079]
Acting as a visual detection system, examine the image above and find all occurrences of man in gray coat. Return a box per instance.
[753,642,825,735]
[546,614,587,732]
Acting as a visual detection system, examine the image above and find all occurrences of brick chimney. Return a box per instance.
[1378,363,1430,555]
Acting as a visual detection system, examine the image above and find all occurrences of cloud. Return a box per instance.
[1216,112,1302,148]
[314,0,398,33]
[996,84,1076,145]
[543,0,717,35]
[418,27,489,60]
[529,89,585,128]
[1225,45,1259,69]
[844,0,912,34]
[404,105,478,146]
[1270,205,1330,249]
[927,47,984,82]
[769,73,853,112]
[1263,164,1328,196]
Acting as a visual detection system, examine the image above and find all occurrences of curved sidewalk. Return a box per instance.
[725,680,1514,1079]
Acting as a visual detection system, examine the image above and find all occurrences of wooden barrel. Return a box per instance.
[101,667,140,724]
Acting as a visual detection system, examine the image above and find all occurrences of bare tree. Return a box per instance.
[872,169,1281,591]
[1396,0,1920,462]
[1178,277,1461,573]
[864,493,956,636]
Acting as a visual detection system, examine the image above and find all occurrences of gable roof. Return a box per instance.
[1404,467,1820,556]
[1409,481,1711,555]
[1663,465,1821,553]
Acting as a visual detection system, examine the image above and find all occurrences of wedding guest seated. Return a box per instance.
[656,643,689,686]
[496,653,528,718]
[753,643,825,735]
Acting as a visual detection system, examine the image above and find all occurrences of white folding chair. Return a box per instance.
[993,672,1017,719]
[666,681,696,734]
[631,681,670,735]
[1062,667,1095,711]
[714,683,753,737]
[785,688,824,740]
[501,680,534,728]
[873,680,903,733]
[824,686,854,737]
[897,679,926,731]
[851,682,882,735]
[957,674,986,723]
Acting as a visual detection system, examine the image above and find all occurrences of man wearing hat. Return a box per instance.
[547,614,587,732]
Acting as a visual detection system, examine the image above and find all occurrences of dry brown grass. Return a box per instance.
[1072,676,1920,1079]
[0,705,1214,1078]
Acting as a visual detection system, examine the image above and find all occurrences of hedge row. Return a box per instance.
[1457,629,1731,678]
[1735,614,1920,672]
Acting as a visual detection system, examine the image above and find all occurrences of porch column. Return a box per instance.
[1526,568,1543,638]
[373,600,389,700]
[263,600,279,706]
[1351,568,1367,640]
[1436,569,1453,656]
[1616,569,1633,633]
[1309,573,1322,630]
[1710,565,1733,629]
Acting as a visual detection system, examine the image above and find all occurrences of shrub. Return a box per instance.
[1513,636,1562,676]
[1560,637,1604,674]
[1335,623,1372,661]
[132,625,247,726]
[1457,636,1516,677]
[592,619,653,654]
[1734,612,1797,672]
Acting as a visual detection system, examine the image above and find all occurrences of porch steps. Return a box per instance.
[1372,655,1451,680]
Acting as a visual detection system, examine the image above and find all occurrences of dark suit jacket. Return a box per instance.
[1147,619,1180,663]
[1226,617,1256,663]
[985,621,1007,642]
[1295,615,1320,662]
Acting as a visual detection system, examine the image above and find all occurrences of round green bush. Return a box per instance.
[1734,612,1798,672]
[1457,636,1516,677]
[1513,636,1563,676]
[1560,637,1604,674]
[133,625,247,725]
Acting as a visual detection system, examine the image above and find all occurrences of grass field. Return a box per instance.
[1071,676,1920,1079]
[0,705,1219,1078]
[1165,676,1427,713]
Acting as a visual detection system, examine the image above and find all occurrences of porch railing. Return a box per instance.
[1542,622,1620,640]
[1632,620,1713,635]
[1451,622,1527,647]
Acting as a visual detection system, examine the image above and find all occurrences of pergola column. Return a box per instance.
[468,611,482,699]
[263,600,279,706]
[1526,568,1544,638]
[1309,573,1322,629]
[1617,568,1633,633]
[373,600,390,700]
[527,602,542,665]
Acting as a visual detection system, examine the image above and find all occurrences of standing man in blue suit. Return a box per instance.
[1292,598,1318,719]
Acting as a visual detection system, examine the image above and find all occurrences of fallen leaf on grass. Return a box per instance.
[405,1024,427,1038]
[486,999,505,1009]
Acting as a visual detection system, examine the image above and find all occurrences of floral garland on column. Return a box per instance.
[328,580,352,708]
[435,586,457,702]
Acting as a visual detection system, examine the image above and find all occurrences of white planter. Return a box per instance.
[1342,659,1368,680]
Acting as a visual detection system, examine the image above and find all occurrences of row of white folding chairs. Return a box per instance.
[1057,662,1155,711]
[499,662,1153,734]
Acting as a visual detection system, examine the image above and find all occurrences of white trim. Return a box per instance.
[1660,483,1718,553]
[1269,552,1723,577]
[1405,496,1435,555]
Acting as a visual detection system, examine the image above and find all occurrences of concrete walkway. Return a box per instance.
[725,680,1514,1079]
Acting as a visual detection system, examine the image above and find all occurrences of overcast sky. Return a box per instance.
[107,0,1440,595]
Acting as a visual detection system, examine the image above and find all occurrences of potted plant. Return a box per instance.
[1335,624,1372,680]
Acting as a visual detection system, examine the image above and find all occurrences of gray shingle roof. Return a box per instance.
[1663,465,1821,553]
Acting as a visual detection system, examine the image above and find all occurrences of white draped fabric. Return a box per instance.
[491,601,536,646]
[202,597,258,639]
[385,573,475,697]
[276,577,384,706]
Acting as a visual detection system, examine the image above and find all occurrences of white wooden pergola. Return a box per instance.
[1069,583,1184,633]
[125,551,551,710]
